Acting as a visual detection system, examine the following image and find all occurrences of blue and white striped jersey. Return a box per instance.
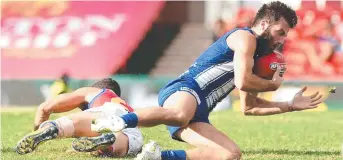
[177,27,268,111]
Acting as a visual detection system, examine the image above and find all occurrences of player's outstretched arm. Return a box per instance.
[227,30,282,92]
[239,86,323,116]
[33,87,99,130]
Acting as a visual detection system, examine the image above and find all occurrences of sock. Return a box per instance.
[161,150,187,160]
[39,120,57,129]
[54,116,75,138]
[120,113,138,128]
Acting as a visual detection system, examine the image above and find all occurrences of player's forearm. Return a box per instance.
[38,99,65,114]
[34,98,70,130]
[244,98,292,116]
[38,94,80,113]
[236,74,276,92]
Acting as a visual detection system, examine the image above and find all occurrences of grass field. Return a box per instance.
[1,108,343,160]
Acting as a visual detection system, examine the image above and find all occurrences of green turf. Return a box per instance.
[1,110,343,160]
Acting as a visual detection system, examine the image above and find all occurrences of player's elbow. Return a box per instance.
[235,77,251,92]
[237,84,250,92]
[234,76,245,90]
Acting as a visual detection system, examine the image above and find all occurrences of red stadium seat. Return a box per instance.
[222,5,343,79]
[326,0,341,11]
[235,8,256,28]
[300,1,317,10]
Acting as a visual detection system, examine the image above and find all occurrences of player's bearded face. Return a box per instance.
[260,27,280,50]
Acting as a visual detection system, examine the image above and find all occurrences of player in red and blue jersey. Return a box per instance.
[16,78,143,157]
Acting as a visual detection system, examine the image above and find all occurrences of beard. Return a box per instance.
[255,29,274,56]
[257,27,281,51]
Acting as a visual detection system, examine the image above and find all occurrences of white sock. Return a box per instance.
[53,116,75,138]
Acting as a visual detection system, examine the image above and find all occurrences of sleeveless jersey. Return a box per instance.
[178,27,269,111]
[84,88,134,112]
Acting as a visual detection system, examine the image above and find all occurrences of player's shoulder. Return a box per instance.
[227,29,256,51]
[229,29,256,43]
[85,87,117,97]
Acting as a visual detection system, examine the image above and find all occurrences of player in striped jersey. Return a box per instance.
[91,2,323,160]
[16,78,143,157]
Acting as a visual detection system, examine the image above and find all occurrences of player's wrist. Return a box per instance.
[287,100,294,112]
[267,80,277,91]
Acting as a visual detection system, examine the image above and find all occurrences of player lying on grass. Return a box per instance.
[90,2,323,160]
[16,78,143,157]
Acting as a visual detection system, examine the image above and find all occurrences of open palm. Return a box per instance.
[291,86,323,111]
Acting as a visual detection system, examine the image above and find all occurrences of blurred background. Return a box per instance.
[1,0,342,111]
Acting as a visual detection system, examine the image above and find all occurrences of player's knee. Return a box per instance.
[173,111,191,127]
[162,108,191,127]
[231,150,242,160]
[219,148,242,160]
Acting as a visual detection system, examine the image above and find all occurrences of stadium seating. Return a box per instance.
[229,1,343,81]
[150,23,213,76]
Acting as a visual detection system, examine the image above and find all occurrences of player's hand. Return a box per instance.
[289,86,323,111]
[270,66,284,91]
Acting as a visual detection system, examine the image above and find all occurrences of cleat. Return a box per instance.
[135,141,161,160]
[16,125,58,155]
[72,133,116,152]
[91,116,126,133]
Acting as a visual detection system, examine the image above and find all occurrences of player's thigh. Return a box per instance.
[67,111,102,137]
[175,122,241,155]
[162,91,198,122]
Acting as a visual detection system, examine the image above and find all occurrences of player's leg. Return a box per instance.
[92,90,198,132]
[16,111,102,154]
[137,91,198,127]
[16,111,131,156]
[69,108,143,157]
[177,122,241,159]
[16,122,59,154]
[137,122,241,160]
[73,127,143,157]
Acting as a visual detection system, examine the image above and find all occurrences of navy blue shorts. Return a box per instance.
[158,79,210,142]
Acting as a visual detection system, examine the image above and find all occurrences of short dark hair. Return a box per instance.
[92,78,121,96]
[252,1,297,28]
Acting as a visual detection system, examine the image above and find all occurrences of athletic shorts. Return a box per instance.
[85,103,144,155]
[158,79,210,142]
